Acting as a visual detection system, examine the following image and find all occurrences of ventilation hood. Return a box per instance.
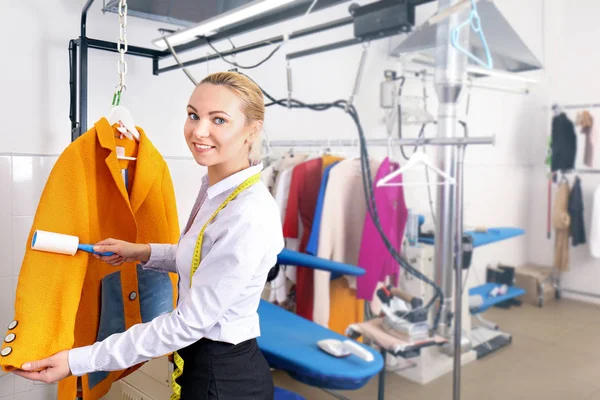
[390,0,543,73]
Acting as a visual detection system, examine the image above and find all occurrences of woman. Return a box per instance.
[14,71,284,399]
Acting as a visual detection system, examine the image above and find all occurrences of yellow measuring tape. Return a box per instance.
[170,172,261,400]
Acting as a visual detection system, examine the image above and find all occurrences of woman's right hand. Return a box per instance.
[92,238,151,266]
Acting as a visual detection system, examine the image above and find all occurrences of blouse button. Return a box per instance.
[129,292,137,301]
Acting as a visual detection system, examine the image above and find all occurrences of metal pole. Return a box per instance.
[432,2,469,400]
[453,144,466,400]
[433,0,469,339]
[79,0,95,136]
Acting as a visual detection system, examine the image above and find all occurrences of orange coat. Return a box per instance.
[0,118,180,399]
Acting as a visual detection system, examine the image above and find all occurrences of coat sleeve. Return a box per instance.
[1,147,90,371]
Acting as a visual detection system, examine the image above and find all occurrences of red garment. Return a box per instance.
[283,158,323,320]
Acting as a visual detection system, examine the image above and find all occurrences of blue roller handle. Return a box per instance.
[277,249,364,276]
[78,244,115,257]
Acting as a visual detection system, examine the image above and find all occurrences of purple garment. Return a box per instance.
[356,157,408,300]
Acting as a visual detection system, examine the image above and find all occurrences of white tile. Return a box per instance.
[0,373,14,398]
[0,157,11,219]
[0,219,12,278]
[0,278,14,338]
[12,377,33,395]
[12,157,57,217]
[14,383,56,400]
[12,217,33,277]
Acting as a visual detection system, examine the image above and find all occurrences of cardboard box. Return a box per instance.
[514,264,555,307]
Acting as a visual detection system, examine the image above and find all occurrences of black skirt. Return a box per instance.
[176,337,274,400]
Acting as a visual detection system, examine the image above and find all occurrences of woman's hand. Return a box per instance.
[92,238,151,266]
[13,350,72,384]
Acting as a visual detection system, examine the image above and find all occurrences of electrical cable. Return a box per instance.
[203,36,283,70]
[252,79,444,332]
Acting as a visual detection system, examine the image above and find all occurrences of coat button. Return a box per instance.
[4,334,15,343]
[129,292,137,301]
[1,347,11,356]
[7,321,17,330]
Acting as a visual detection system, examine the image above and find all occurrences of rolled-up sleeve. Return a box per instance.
[68,213,270,376]
[140,244,178,273]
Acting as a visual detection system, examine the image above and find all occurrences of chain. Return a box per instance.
[113,0,128,106]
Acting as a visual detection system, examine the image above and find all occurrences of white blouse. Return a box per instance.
[68,163,284,376]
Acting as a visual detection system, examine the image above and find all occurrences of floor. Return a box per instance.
[272,297,600,400]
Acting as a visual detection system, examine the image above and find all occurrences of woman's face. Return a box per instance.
[184,83,257,167]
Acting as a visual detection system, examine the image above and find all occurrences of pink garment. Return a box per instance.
[356,157,408,300]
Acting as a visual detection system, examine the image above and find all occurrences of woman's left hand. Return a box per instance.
[13,350,72,383]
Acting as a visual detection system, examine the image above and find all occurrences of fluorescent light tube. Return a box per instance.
[152,0,297,49]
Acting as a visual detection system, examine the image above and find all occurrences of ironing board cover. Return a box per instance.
[468,283,526,314]
[257,300,383,390]
[419,227,525,247]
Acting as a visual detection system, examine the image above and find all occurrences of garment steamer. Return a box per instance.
[30,230,115,256]
[376,286,429,341]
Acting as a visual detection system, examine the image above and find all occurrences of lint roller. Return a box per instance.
[31,230,115,256]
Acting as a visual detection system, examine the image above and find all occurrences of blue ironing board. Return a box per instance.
[418,227,525,247]
[261,249,381,391]
[468,283,526,314]
[258,299,384,390]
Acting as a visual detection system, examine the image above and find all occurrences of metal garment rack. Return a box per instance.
[67,2,501,400]
[551,168,600,301]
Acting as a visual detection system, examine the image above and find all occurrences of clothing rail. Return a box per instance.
[557,103,600,110]
[556,169,600,175]
[267,136,495,147]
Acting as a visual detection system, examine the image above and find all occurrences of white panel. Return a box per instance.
[164,159,206,229]
[11,157,57,218]
[0,219,12,278]
[0,373,14,399]
[12,217,33,277]
[0,157,12,219]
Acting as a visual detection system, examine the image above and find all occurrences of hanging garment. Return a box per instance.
[553,180,571,272]
[305,156,345,257]
[576,110,596,168]
[268,154,308,307]
[356,157,408,301]
[0,118,180,400]
[262,152,307,195]
[568,176,586,247]
[590,184,600,258]
[551,113,577,172]
[313,158,381,333]
[283,158,323,320]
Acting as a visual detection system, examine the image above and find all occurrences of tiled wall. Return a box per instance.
[0,154,204,399]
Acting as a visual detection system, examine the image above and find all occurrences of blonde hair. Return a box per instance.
[200,71,264,162]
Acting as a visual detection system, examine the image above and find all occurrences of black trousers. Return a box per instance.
[177,338,274,400]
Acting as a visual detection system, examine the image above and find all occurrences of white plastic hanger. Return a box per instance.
[108,105,139,161]
[376,150,456,187]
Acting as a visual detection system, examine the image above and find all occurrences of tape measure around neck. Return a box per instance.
[170,171,261,400]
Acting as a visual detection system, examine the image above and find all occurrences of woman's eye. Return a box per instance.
[214,117,226,125]
[188,113,199,121]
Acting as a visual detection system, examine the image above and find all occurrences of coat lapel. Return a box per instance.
[129,129,159,214]
[95,118,131,208]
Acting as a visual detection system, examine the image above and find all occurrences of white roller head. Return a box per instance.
[31,230,79,256]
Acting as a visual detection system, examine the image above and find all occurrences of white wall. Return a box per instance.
[526,0,600,304]
[0,0,549,398]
